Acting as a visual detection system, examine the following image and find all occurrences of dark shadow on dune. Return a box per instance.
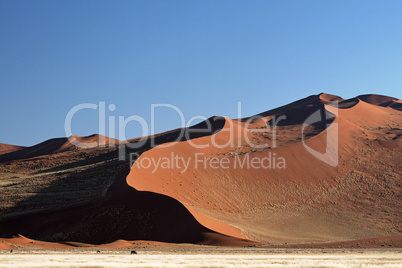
[337,98,359,109]
[241,94,321,121]
[123,116,225,155]
[389,102,402,111]
[241,94,337,126]
[0,116,236,244]
[0,138,69,163]
[37,115,224,174]
[378,100,402,111]
[356,94,398,105]
[264,104,336,127]
[0,167,217,244]
[35,149,120,174]
[338,95,401,111]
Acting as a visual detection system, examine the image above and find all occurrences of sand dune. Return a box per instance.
[356,94,398,105]
[127,93,401,244]
[0,144,25,155]
[0,93,400,248]
[0,134,119,163]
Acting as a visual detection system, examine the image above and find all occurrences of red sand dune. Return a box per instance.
[127,93,401,244]
[0,93,400,248]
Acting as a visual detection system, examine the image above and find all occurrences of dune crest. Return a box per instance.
[318,93,344,104]
[0,143,25,155]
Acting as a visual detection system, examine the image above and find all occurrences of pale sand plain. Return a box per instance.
[0,249,401,268]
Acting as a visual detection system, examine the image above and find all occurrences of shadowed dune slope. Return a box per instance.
[0,168,254,246]
[356,94,398,105]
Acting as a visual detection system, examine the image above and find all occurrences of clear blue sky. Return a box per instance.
[1,0,401,146]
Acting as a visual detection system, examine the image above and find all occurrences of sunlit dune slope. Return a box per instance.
[128,93,401,244]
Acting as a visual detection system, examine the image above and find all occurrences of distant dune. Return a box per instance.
[0,134,120,163]
[0,143,26,155]
[0,93,400,249]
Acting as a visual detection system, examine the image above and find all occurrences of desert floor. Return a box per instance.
[0,249,401,267]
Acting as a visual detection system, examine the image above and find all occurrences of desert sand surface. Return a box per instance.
[0,93,400,250]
